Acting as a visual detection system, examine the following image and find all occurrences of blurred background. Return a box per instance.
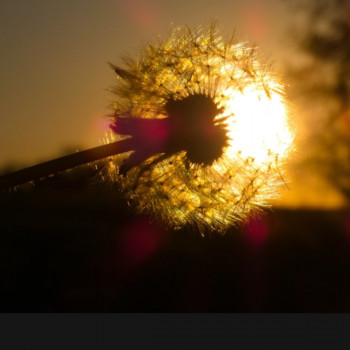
[1,0,350,311]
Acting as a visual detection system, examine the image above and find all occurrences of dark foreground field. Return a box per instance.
[1,170,350,312]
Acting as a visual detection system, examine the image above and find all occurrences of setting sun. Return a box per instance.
[109,25,294,232]
[222,83,292,164]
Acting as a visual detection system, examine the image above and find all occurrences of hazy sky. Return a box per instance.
[0,0,287,169]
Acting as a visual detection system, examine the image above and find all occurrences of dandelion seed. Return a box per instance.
[108,25,294,232]
[0,25,293,233]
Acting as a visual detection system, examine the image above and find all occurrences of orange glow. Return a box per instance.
[220,83,292,165]
[109,25,294,232]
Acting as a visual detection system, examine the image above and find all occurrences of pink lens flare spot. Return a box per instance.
[243,216,269,247]
[118,219,164,270]
[141,119,170,145]
[111,118,170,144]
[117,0,158,31]
[241,2,269,41]
[94,116,111,132]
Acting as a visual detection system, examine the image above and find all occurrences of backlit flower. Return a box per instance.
[108,25,294,233]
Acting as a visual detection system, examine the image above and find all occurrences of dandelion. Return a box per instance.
[0,25,293,233]
[108,25,294,233]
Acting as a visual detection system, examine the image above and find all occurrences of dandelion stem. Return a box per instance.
[0,139,132,191]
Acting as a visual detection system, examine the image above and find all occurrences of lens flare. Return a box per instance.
[108,25,294,233]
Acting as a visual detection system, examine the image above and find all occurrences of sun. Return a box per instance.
[223,83,292,164]
[108,25,294,233]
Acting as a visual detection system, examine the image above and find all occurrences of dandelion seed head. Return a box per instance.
[109,25,294,232]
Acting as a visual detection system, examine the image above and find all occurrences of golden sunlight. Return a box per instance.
[222,83,292,164]
[108,25,294,232]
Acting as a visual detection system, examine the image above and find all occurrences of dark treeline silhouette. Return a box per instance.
[283,0,350,200]
[1,168,350,312]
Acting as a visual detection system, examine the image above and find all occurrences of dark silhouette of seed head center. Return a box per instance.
[165,94,228,165]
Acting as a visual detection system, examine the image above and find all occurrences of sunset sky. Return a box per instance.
[0,0,286,168]
[1,0,348,208]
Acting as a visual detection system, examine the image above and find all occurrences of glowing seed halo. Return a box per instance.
[108,25,294,233]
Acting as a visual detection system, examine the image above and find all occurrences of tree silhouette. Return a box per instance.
[283,0,350,200]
